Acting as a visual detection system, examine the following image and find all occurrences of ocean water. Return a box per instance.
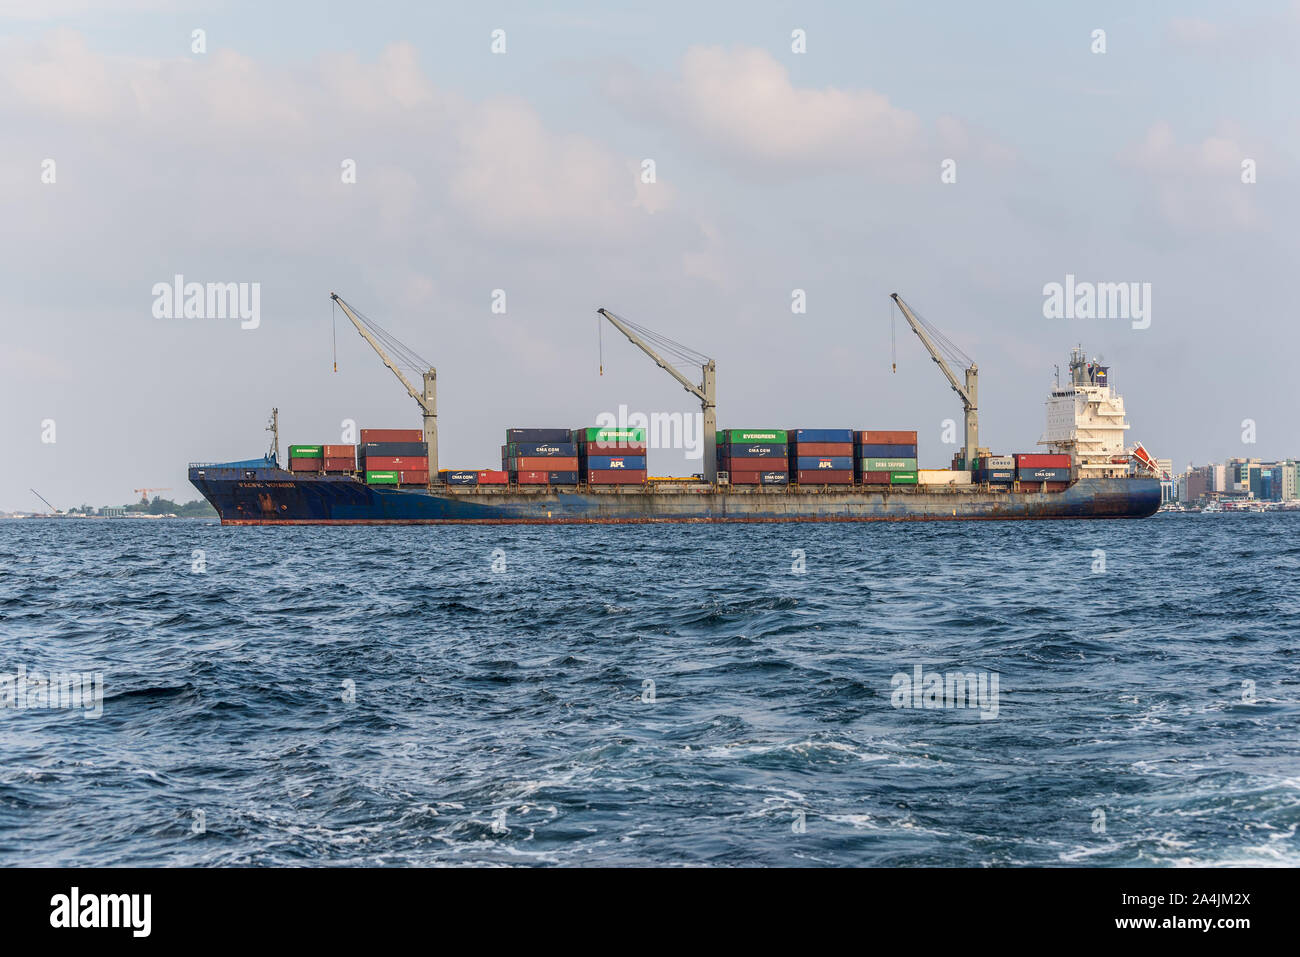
[1,515,1297,867]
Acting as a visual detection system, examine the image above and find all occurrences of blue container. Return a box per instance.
[858,443,917,457]
[796,456,852,471]
[440,471,479,486]
[794,428,854,443]
[760,471,789,485]
[586,455,647,470]
[360,441,428,457]
[547,471,579,485]
[510,442,577,456]
[506,428,571,444]
[978,469,1015,483]
[724,443,787,458]
[1018,467,1070,482]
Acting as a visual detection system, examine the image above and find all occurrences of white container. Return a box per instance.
[918,469,973,486]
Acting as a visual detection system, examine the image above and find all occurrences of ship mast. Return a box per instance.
[890,293,979,471]
[265,407,280,464]
[596,308,716,483]
[330,293,439,484]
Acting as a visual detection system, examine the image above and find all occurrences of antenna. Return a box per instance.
[266,408,280,464]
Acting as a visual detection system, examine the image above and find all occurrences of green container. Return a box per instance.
[289,445,323,458]
[889,471,919,485]
[863,457,918,471]
[365,470,400,485]
[720,429,788,445]
[575,426,645,443]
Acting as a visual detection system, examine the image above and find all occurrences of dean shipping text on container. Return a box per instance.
[595,405,704,459]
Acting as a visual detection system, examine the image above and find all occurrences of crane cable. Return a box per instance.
[891,300,896,373]
[598,313,604,376]
[332,299,338,372]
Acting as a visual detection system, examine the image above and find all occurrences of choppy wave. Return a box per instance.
[0,514,1297,866]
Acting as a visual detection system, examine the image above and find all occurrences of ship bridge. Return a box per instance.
[1039,346,1131,478]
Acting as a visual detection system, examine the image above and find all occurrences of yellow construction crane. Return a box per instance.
[133,487,171,504]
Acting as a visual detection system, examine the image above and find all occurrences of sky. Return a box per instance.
[2,0,1296,509]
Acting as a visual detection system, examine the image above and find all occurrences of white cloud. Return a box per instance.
[1122,122,1262,230]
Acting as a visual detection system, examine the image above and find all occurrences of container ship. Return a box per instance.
[188,293,1162,524]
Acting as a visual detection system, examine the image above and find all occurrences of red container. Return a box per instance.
[513,456,578,471]
[586,441,647,454]
[720,455,788,469]
[289,457,322,472]
[364,455,428,470]
[398,470,428,485]
[514,470,549,484]
[1015,453,1071,468]
[476,470,509,485]
[323,457,355,471]
[587,470,647,485]
[796,469,854,485]
[1043,482,1069,492]
[857,430,918,444]
[360,429,423,443]
[790,442,854,456]
[322,445,355,459]
[861,471,890,484]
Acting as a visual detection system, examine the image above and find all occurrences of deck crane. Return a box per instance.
[890,293,979,472]
[133,487,171,504]
[596,308,717,483]
[330,293,439,484]
[30,489,58,514]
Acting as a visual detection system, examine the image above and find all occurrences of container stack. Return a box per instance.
[717,430,789,486]
[503,428,579,485]
[975,455,1015,485]
[788,429,854,485]
[288,445,323,472]
[856,431,918,485]
[1014,453,1072,490]
[359,428,427,486]
[322,445,356,473]
[574,427,648,486]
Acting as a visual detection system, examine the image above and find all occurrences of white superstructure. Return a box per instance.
[1038,346,1131,478]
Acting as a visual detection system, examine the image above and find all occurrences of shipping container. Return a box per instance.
[719,429,787,445]
[476,470,509,485]
[793,428,854,444]
[288,445,322,458]
[584,440,648,455]
[322,445,355,459]
[586,455,647,470]
[1018,467,1071,482]
[858,443,918,458]
[399,470,428,485]
[322,457,355,472]
[511,456,579,472]
[508,442,577,457]
[720,455,789,471]
[977,469,1015,483]
[728,470,789,485]
[586,470,647,485]
[360,429,423,444]
[795,470,853,484]
[514,470,549,485]
[548,471,579,485]
[890,472,919,485]
[573,426,647,444]
[1043,482,1069,492]
[360,441,428,458]
[981,455,1015,469]
[363,456,428,471]
[1015,453,1071,468]
[720,443,787,458]
[288,457,322,472]
[789,442,854,457]
[365,470,400,485]
[439,470,479,486]
[918,469,972,485]
[861,471,891,484]
[857,430,918,445]
[863,457,918,471]
[796,456,853,471]
[507,428,571,444]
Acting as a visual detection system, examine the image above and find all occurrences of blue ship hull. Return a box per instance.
[189,461,1161,524]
